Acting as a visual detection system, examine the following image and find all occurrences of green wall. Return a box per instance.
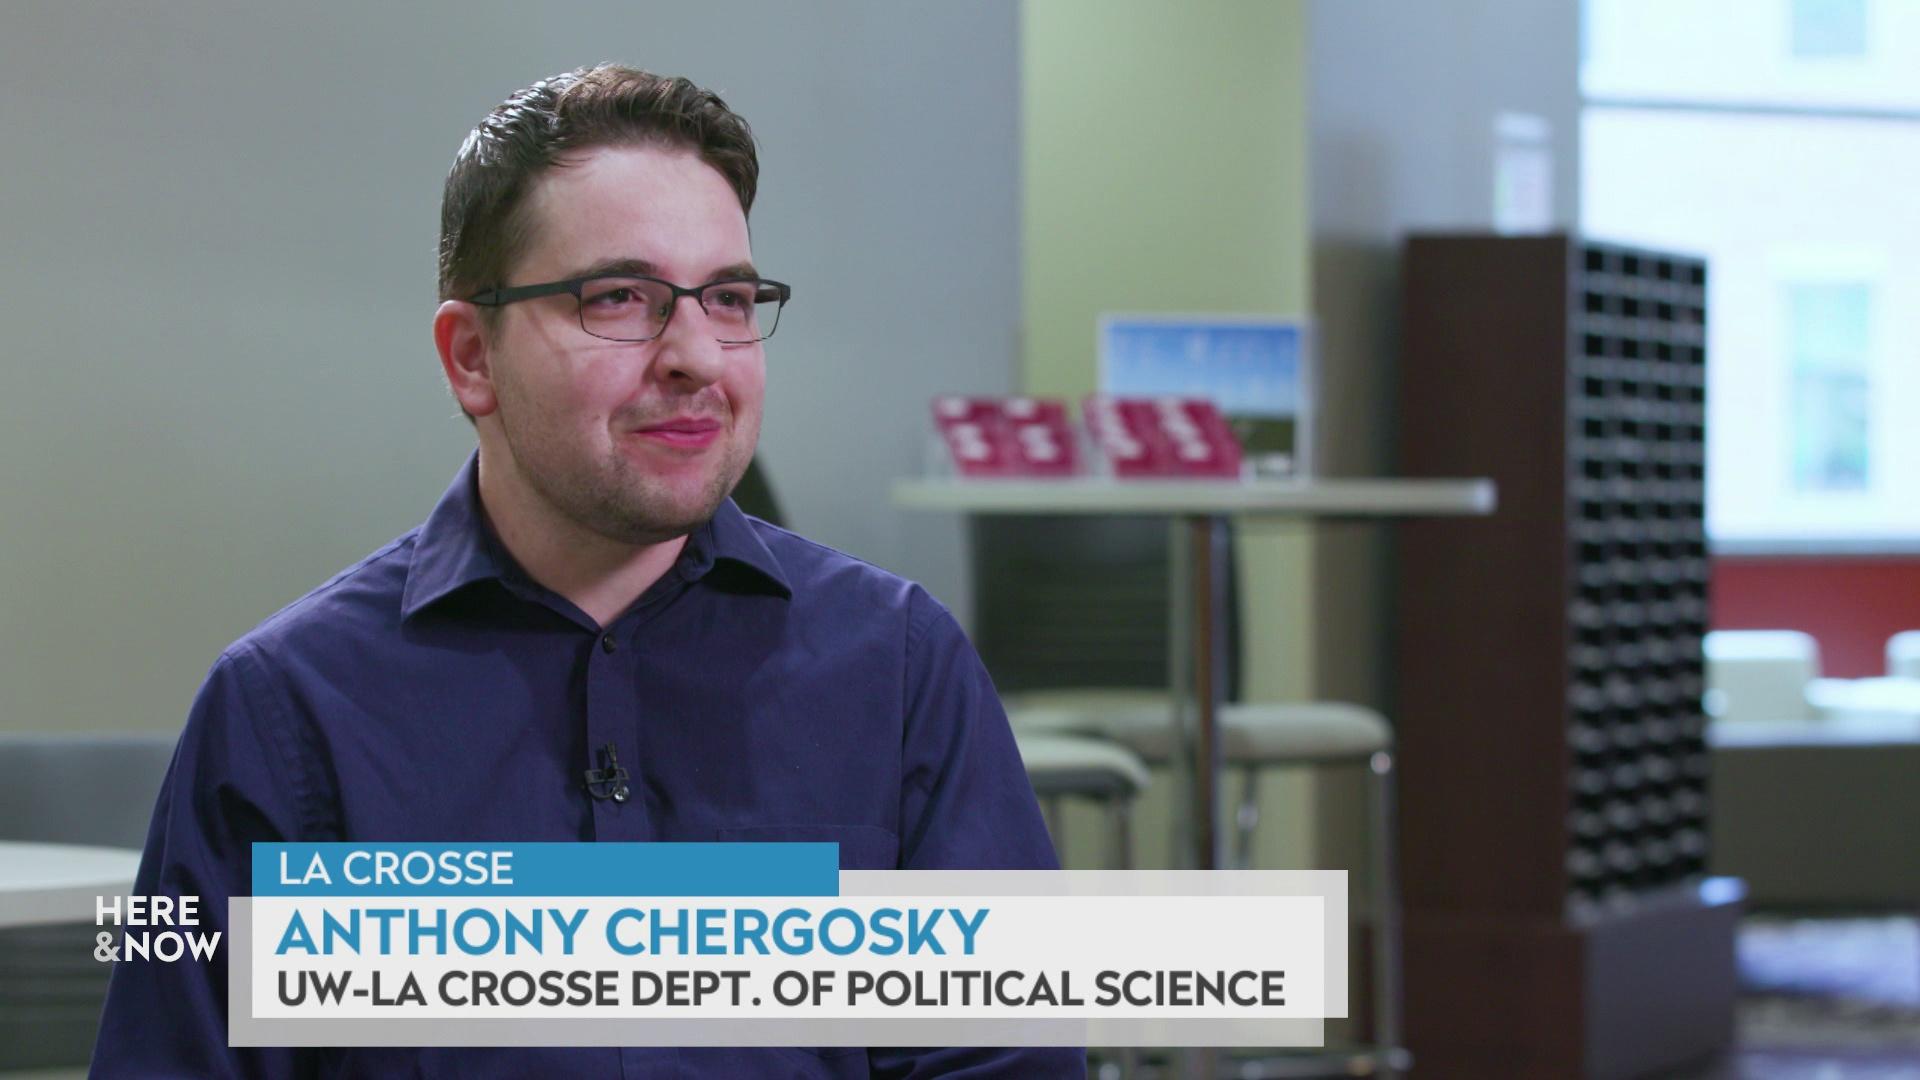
[1021,0,1319,866]
[1022,0,1311,399]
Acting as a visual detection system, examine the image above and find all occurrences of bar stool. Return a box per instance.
[1014,731,1150,1080]
[1007,691,1405,1078]
[1015,731,1151,870]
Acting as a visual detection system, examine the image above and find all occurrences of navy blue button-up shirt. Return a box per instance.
[93,453,1080,1078]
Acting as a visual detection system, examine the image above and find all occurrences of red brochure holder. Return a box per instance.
[1082,395,1243,478]
[931,396,1079,477]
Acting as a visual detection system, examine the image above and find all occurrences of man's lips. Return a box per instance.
[629,417,722,449]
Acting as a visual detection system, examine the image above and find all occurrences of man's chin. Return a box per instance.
[594,486,731,546]
[589,456,746,541]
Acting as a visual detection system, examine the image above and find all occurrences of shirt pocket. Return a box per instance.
[712,823,900,871]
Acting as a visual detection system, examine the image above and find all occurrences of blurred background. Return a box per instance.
[1,1,1914,1077]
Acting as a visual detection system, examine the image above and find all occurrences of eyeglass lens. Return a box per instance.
[577,276,783,343]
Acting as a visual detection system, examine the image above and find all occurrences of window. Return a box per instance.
[1786,281,1871,492]
[1582,0,1920,551]
[1790,0,1869,59]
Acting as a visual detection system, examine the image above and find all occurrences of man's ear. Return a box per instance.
[434,301,499,418]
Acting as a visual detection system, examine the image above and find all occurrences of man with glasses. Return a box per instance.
[94,64,1078,1078]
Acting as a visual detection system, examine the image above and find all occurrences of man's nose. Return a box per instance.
[652,293,727,386]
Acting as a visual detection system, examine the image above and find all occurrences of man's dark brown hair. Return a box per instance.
[437,64,759,305]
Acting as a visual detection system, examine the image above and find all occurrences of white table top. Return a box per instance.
[0,840,143,929]
[1709,715,1920,748]
[892,476,1496,517]
[1807,676,1920,724]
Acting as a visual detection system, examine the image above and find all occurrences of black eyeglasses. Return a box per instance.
[469,274,792,344]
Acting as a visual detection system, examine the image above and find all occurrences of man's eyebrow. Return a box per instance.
[561,258,759,284]
[565,257,660,280]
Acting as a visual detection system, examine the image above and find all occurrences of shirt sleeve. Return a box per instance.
[873,589,1084,1078]
[91,643,318,1079]
[895,588,1058,871]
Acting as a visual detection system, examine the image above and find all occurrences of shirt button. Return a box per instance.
[611,784,630,803]
[600,633,617,654]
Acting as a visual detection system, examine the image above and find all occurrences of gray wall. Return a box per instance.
[0,1,1019,735]
[1304,0,1581,865]
[1307,0,1583,707]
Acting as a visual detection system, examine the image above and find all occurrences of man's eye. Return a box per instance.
[586,287,637,308]
[710,285,752,309]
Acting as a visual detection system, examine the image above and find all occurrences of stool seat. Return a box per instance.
[1009,696,1391,765]
[1015,732,1151,797]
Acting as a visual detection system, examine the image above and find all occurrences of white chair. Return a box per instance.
[1702,629,1821,724]
[1707,632,1920,907]
[1698,628,1920,728]
[1889,631,1920,681]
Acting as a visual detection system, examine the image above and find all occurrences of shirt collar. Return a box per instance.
[703,489,795,600]
[402,452,792,620]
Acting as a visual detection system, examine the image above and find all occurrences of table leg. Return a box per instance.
[1162,517,1230,1079]
[1188,518,1230,1080]
[1167,521,1193,869]
[1185,515,1229,872]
